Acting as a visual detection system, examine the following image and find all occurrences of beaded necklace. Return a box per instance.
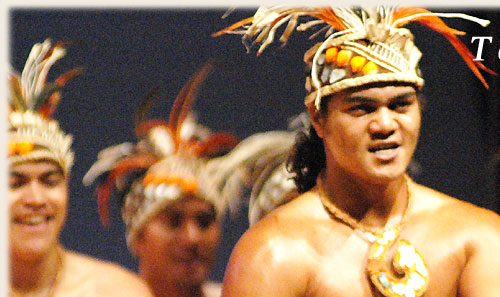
[316,176,429,297]
[10,247,64,297]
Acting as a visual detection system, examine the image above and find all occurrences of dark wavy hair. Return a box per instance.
[286,82,424,193]
[286,124,325,194]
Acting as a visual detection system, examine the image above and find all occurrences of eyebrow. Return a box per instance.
[40,169,64,179]
[10,169,64,179]
[345,91,416,103]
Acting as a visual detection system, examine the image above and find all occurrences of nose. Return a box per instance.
[179,220,202,246]
[23,181,46,208]
[368,107,397,139]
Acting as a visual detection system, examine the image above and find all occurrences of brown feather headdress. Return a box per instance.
[83,61,238,246]
[214,6,496,110]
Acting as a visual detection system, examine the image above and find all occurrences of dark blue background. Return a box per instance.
[9,7,500,282]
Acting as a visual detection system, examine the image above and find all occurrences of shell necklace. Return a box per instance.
[317,176,429,297]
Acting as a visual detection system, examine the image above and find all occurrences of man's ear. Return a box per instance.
[308,103,324,139]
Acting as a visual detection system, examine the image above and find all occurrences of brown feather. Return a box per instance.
[134,87,162,135]
[97,154,158,226]
[187,133,239,157]
[168,60,214,150]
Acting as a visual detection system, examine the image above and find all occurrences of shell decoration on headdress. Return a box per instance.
[214,6,496,110]
[8,39,81,175]
[83,61,239,246]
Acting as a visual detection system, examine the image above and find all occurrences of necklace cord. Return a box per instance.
[10,246,64,297]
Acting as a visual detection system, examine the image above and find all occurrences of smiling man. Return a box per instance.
[8,39,153,297]
[216,6,500,297]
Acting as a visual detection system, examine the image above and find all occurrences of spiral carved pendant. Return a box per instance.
[367,228,428,297]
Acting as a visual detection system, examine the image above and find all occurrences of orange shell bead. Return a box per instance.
[142,174,154,186]
[8,142,17,156]
[17,142,34,155]
[325,47,338,63]
[181,178,198,194]
[350,56,367,73]
[152,173,169,185]
[166,176,183,186]
[362,61,378,75]
[142,173,155,186]
[336,50,352,67]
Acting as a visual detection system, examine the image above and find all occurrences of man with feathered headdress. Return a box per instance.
[83,62,239,297]
[215,6,500,297]
[8,39,153,297]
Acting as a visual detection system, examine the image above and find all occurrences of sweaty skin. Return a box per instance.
[221,85,500,297]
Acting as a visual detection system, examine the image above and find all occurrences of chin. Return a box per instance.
[357,164,408,184]
[177,273,207,288]
[10,238,56,261]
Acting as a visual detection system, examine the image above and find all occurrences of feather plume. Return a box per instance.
[390,7,497,89]
[37,67,84,118]
[82,143,136,186]
[12,39,80,116]
[206,131,296,216]
[8,71,26,111]
[134,87,163,136]
[96,153,158,226]
[215,6,495,89]
[186,132,239,157]
[86,60,238,228]
[168,60,215,150]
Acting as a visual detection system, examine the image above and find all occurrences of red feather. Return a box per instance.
[38,68,83,118]
[96,154,158,226]
[392,7,497,89]
[212,16,255,37]
[187,133,239,157]
[315,7,348,31]
[135,119,170,137]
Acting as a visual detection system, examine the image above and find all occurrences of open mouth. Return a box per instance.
[368,143,400,157]
[13,215,53,226]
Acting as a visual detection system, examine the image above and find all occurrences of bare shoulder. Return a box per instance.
[63,251,153,297]
[410,180,500,242]
[223,192,320,296]
[229,193,318,268]
[235,190,323,260]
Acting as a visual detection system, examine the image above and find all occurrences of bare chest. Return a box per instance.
[303,229,465,297]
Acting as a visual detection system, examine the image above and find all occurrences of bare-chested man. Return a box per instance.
[8,39,152,297]
[216,6,500,297]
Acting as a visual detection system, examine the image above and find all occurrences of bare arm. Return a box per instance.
[458,210,500,297]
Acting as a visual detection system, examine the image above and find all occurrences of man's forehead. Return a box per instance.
[165,197,215,214]
[10,160,64,175]
[334,84,417,102]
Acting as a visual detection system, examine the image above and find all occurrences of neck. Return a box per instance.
[317,170,409,230]
[150,282,205,297]
[10,245,63,297]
